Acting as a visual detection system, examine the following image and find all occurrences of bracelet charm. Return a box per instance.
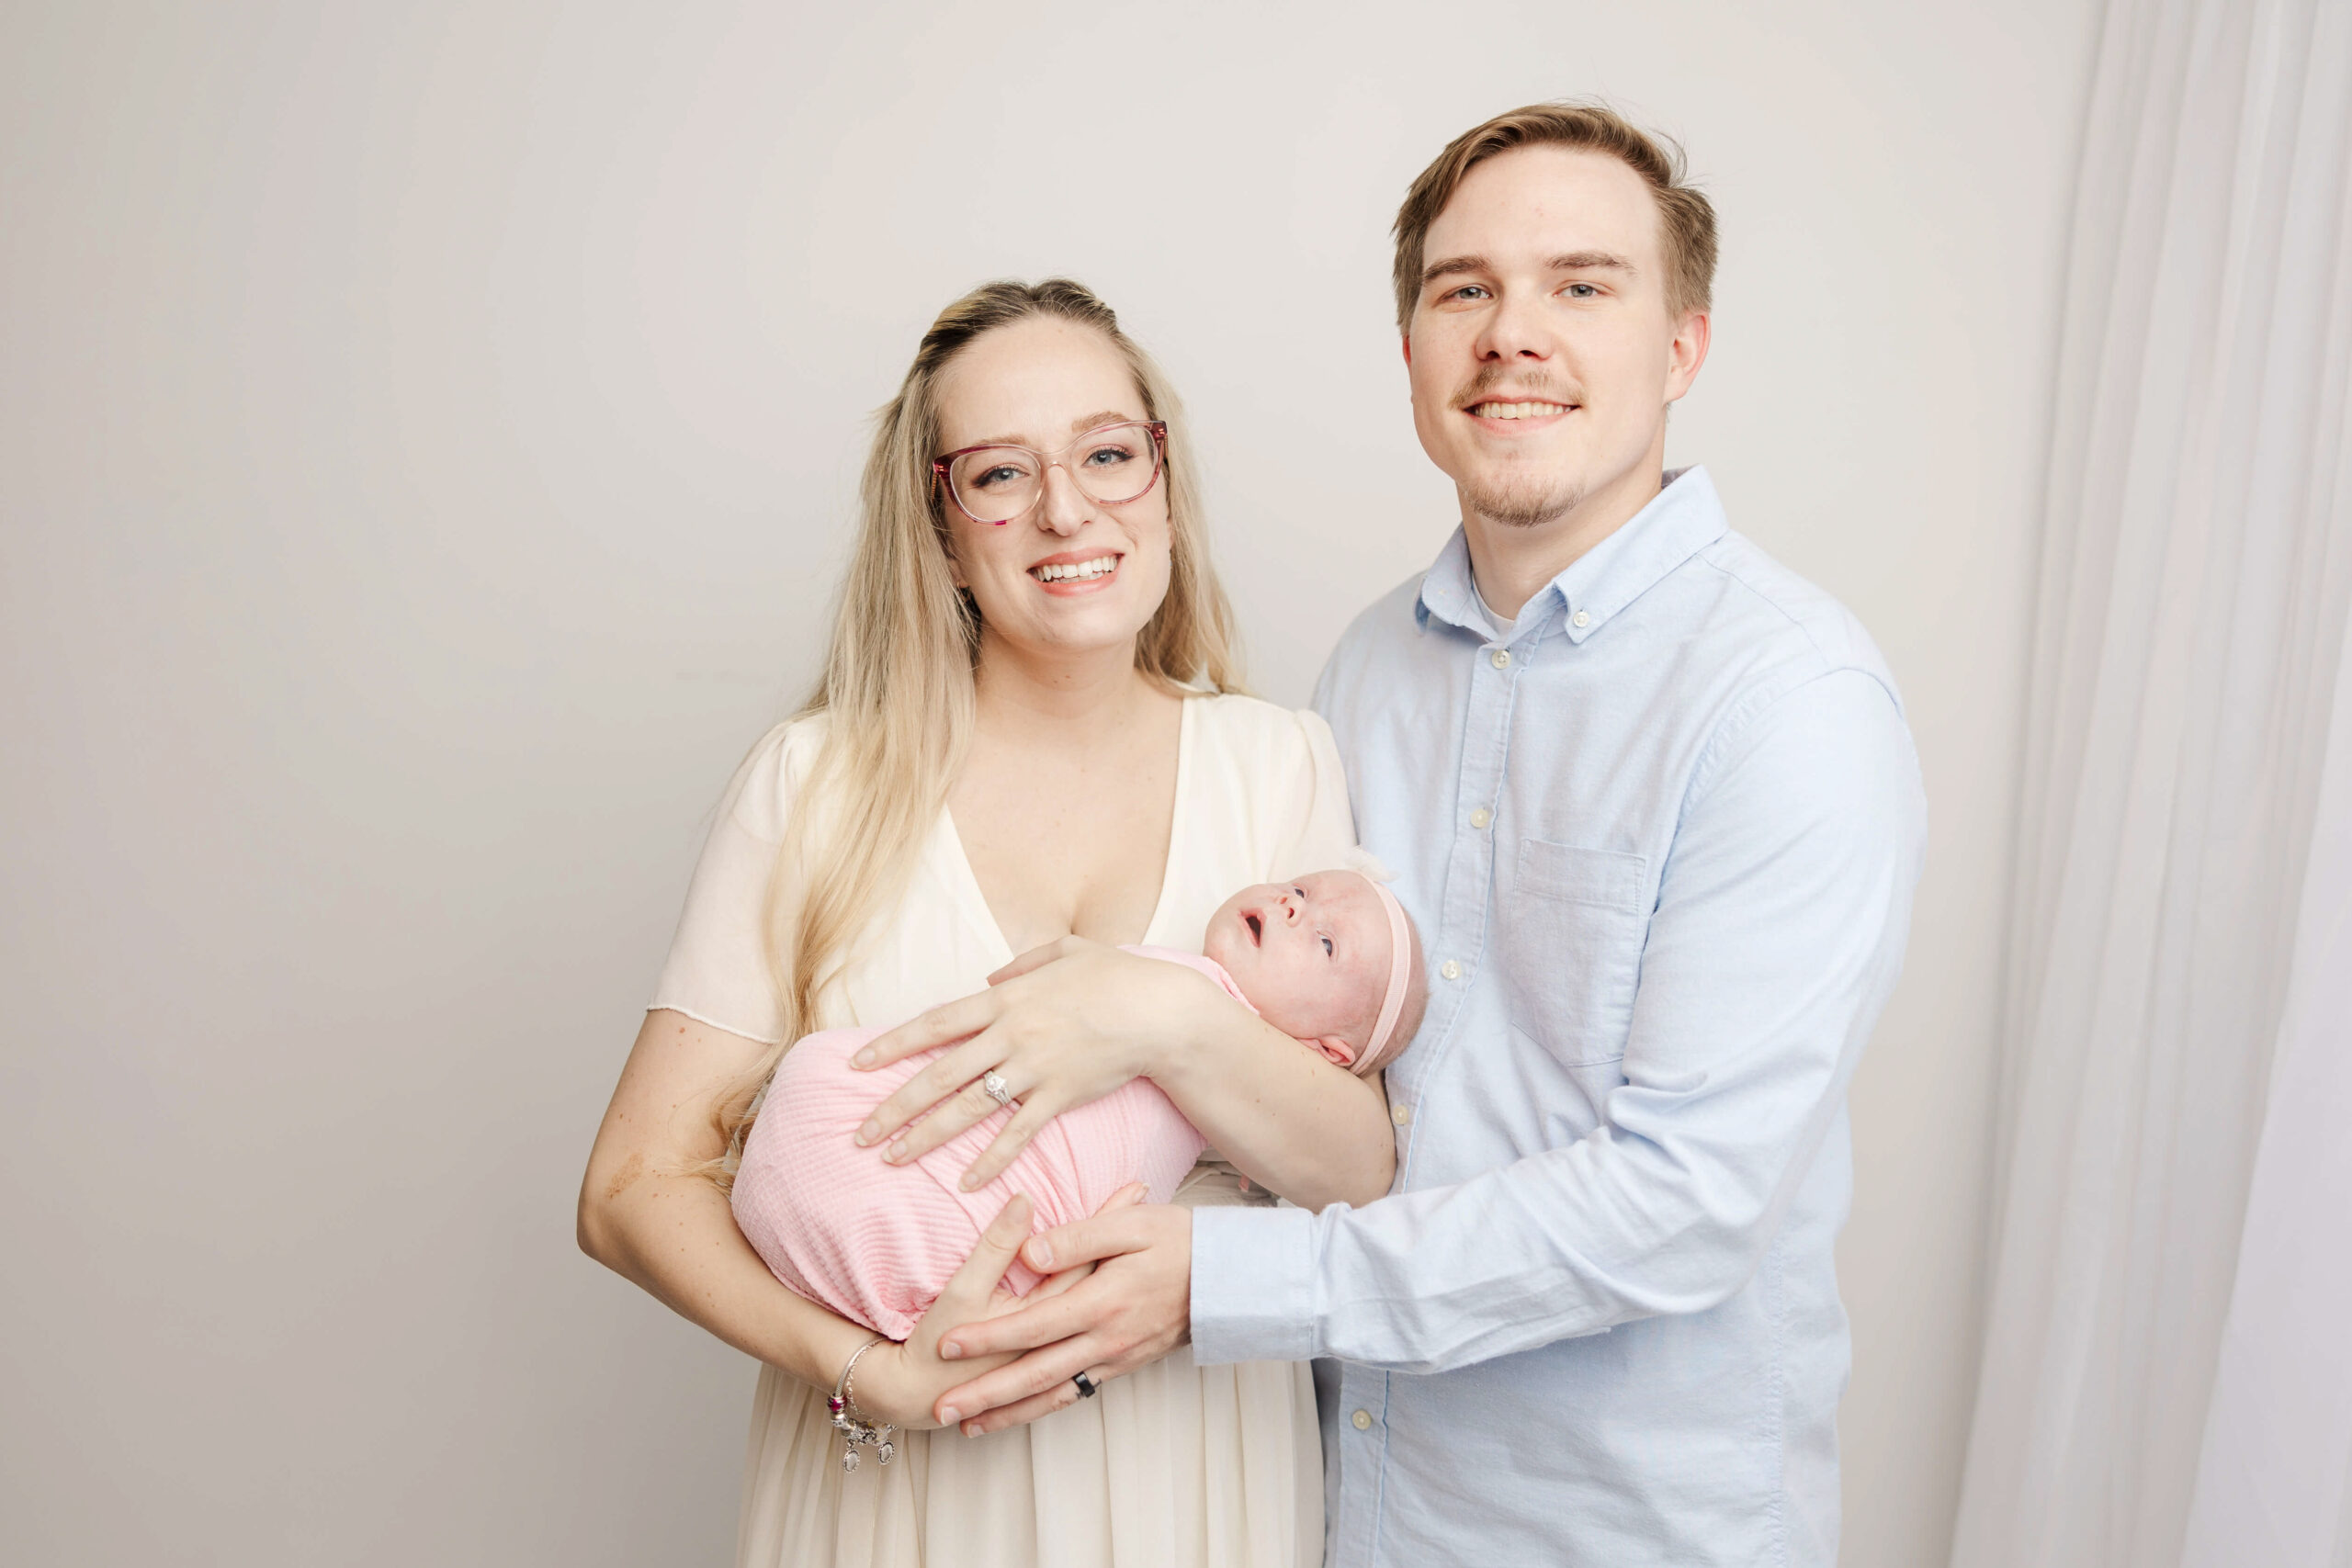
[828,1335,898,1472]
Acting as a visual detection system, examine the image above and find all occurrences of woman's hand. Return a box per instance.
[846,941,1234,1191]
[854,1185,1145,1429]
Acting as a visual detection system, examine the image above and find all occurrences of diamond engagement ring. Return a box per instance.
[982,1070,1016,1111]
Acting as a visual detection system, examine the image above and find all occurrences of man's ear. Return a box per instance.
[1401,333,1413,368]
[1665,310,1712,403]
[1307,1035,1358,1068]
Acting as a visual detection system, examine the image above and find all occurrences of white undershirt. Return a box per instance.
[1473,580,1518,642]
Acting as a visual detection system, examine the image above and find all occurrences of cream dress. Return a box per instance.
[650,693,1358,1568]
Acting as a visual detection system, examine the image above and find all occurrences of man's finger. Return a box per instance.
[853,994,998,1072]
[984,939,1079,987]
[957,1375,1089,1436]
[939,1277,1102,1361]
[936,1336,1104,1427]
[1016,1209,1151,1275]
[856,1032,1000,1147]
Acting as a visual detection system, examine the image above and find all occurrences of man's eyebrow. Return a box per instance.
[1420,251,1638,292]
[1419,254,1490,290]
[1551,250,1636,275]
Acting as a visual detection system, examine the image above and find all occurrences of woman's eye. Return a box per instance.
[1081,444,1136,468]
[972,463,1028,490]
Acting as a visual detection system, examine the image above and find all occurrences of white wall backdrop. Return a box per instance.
[0,3,2098,1562]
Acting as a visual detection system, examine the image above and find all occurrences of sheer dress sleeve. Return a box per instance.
[647,719,823,1045]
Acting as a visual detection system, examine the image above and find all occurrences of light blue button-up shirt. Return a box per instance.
[1191,468,1926,1568]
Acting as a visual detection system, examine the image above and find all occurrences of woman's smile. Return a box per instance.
[1028,548,1125,593]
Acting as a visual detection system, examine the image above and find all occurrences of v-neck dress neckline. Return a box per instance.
[935,694,1196,968]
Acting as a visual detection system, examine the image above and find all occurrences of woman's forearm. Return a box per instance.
[1149,992,1396,1211]
[580,1163,872,1391]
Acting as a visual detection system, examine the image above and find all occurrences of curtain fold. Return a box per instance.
[1950,0,2352,1562]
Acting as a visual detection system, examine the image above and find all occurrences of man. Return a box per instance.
[926,102,1925,1565]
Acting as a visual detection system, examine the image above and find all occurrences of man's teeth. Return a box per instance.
[1471,401,1568,419]
[1035,557,1119,581]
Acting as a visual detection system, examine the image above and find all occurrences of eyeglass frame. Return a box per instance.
[931,419,1170,525]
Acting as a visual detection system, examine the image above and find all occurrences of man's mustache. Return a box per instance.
[1449,363,1584,409]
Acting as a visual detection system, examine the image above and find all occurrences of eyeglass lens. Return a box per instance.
[945,423,1160,524]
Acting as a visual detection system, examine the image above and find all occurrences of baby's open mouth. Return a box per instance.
[1243,912,1262,945]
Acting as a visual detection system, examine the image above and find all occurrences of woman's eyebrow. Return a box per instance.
[1069,409,1136,434]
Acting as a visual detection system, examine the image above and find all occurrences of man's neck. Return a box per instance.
[1462,436,1671,622]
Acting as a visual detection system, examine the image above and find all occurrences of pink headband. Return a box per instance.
[1357,879,1415,1075]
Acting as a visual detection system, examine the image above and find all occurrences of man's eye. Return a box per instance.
[1565,283,1600,299]
[1448,285,1490,301]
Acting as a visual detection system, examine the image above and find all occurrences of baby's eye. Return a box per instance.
[1321,936,1334,956]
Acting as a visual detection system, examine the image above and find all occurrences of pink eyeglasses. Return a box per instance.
[933,419,1168,525]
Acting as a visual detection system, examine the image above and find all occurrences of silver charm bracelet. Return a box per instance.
[826,1334,898,1473]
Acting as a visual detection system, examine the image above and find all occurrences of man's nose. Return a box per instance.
[1476,288,1554,364]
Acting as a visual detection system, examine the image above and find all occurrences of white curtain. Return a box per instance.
[1948,0,2352,1562]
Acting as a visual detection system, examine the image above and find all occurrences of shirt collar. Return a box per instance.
[1415,466,1730,645]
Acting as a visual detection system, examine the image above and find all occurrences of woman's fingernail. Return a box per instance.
[853,1048,876,1067]
[959,1172,981,1191]
[962,1421,981,1438]
[940,1340,963,1360]
[855,1122,878,1145]
[1026,1240,1052,1269]
[937,1404,960,1424]
[887,1142,908,1163]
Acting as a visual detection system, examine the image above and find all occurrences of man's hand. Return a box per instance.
[932,1202,1193,1435]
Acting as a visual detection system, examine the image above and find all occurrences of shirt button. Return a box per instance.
[1391,1101,1412,1126]
[1489,649,1511,669]
[1440,959,1462,981]
[1573,609,1591,628]
[1469,807,1492,829]
[1351,1409,1373,1431]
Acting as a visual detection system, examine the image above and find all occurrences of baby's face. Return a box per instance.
[1203,870,1393,1058]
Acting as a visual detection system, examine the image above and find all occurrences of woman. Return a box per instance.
[578,279,1397,1567]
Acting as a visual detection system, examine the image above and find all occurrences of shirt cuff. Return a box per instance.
[1189,1202,1320,1365]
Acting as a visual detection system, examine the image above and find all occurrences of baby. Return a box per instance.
[729,868,1426,1338]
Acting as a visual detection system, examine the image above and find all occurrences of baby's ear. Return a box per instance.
[1306,1036,1358,1068]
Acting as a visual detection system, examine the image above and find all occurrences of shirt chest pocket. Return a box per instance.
[1499,840,1650,1066]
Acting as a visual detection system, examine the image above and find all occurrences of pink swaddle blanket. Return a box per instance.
[729,946,1243,1339]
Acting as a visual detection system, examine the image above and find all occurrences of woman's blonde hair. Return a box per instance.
[705,278,1242,1179]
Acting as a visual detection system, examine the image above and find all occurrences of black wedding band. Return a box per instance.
[1071,1371,1100,1399]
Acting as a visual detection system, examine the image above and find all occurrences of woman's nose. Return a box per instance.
[1035,464,1092,536]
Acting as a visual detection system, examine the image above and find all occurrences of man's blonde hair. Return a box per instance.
[1391,100,1717,332]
